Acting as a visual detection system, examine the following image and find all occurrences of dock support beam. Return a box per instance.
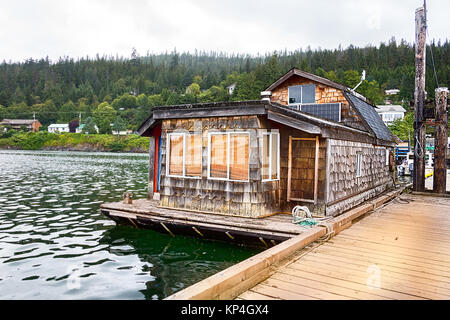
[413,4,427,192]
[433,87,448,194]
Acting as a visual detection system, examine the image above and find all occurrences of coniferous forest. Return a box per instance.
[0,38,448,133]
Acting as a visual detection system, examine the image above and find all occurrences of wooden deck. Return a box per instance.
[100,199,309,247]
[237,193,450,300]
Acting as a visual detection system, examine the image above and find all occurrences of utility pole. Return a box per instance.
[433,87,448,193]
[413,3,427,192]
[79,112,82,124]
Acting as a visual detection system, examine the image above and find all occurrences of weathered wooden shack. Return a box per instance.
[137,68,396,218]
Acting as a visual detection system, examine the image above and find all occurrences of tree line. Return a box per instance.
[0,37,448,132]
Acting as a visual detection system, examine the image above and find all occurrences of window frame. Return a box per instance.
[207,131,250,182]
[166,132,202,179]
[288,84,316,105]
[262,132,280,182]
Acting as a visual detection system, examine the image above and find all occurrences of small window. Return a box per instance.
[186,134,202,177]
[288,84,316,104]
[168,134,184,176]
[262,132,280,181]
[167,132,202,178]
[385,149,389,166]
[208,132,249,181]
[356,152,363,177]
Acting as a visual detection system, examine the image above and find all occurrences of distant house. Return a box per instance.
[385,89,400,95]
[226,83,237,95]
[112,129,132,135]
[76,124,98,134]
[0,119,42,132]
[48,123,70,133]
[375,105,406,124]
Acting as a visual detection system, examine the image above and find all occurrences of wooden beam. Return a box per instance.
[267,111,321,135]
[314,135,320,204]
[287,136,292,202]
[433,87,448,193]
[153,105,266,120]
[413,5,427,192]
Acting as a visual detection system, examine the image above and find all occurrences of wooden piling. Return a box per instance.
[413,5,427,192]
[433,87,448,194]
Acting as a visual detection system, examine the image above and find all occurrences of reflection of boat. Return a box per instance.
[398,151,433,176]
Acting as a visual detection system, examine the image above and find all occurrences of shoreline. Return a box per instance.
[0,145,148,154]
[0,132,149,153]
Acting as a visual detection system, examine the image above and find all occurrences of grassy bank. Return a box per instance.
[0,131,149,153]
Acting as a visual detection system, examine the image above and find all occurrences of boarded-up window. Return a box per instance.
[229,134,249,181]
[209,132,249,181]
[271,133,279,180]
[210,134,228,179]
[356,152,362,177]
[186,134,202,177]
[262,132,279,181]
[168,134,183,176]
[262,134,270,180]
[167,133,202,178]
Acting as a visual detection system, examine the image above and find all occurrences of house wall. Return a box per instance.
[257,118,328,214]
[159,116,274,218]
[269,75,367,131]
[326,139,393,216]
[156,115,392,218]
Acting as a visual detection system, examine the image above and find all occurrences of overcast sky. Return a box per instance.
[0,0,448,62]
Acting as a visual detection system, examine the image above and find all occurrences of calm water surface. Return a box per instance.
[0,150,259,299]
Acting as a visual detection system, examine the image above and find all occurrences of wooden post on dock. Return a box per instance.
[433,87,448,194]
[413,4,427,192]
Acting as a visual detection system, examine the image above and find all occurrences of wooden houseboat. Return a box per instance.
[101,68,396,246]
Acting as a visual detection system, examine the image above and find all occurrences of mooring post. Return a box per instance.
[413,4,427,192]
[433,87,448,194]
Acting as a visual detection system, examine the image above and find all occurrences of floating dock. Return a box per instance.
[166,190,450,300]
[100,199,310,247]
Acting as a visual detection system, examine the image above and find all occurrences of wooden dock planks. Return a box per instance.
[238,194,450,300]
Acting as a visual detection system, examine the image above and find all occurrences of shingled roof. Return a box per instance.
[1,119,38,125]
[344,92,394,143]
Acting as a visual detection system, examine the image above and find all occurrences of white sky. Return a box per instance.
[0,0,448,62]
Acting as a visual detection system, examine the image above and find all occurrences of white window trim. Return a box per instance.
[386,148,390,166]
[166,132,202,179]
[356,152,363,178]
[288,84,316,105]
[207,131,250,182]
[262,132,280,182]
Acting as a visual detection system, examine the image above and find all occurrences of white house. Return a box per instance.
[375,105,407,124]
[385,89,400,95]
[48,123,70,133]
[226,83,236,95]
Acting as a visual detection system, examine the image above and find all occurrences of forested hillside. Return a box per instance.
[0,38,448,132]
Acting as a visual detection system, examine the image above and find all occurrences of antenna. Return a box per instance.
[352,70,366,92]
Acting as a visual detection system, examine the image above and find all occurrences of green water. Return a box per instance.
[0,150,260,299]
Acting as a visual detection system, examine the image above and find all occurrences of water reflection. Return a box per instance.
[0,150,258,299]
